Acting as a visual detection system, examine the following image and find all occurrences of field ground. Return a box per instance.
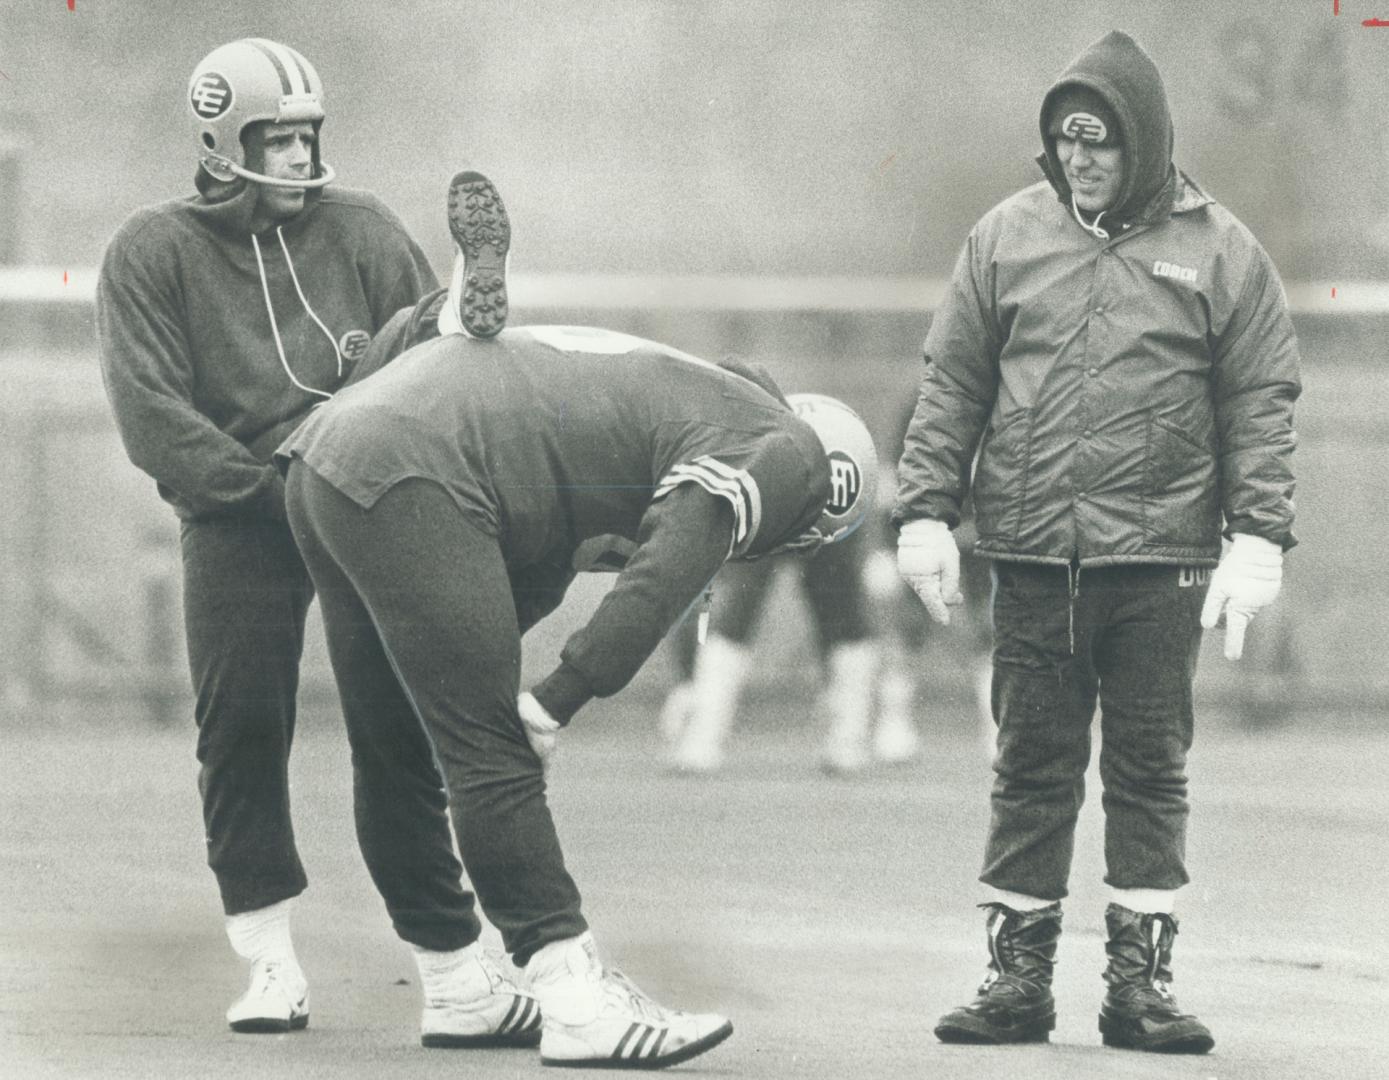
[2,690,1387,1080]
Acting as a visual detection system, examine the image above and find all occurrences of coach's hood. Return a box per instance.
[1037,30,1175,224]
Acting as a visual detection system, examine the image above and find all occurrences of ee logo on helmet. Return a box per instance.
[190,72,234,120]
[1061,111,1108,144]
[826,452,862,517]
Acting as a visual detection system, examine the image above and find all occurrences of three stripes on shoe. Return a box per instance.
[611,1020,669,1062]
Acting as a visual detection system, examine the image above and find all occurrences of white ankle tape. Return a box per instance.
[985,887,1056,912]
[1110,887,1177,915]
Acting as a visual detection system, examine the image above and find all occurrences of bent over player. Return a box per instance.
[275,320,877,1068]
[894,31,1299,1054]
[95,39,502,1036]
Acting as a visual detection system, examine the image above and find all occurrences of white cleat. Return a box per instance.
[420,944,542,1049]
[872,710,923,764]
[530,934,732,1069]
[226,958,309,1034]
[820,734,871,775]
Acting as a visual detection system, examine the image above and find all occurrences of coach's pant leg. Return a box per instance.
[286,484,480,952]
[291,468,586,965]
[979,563,1099,901]
[1095,570,1205,891]
[181,517,312,915]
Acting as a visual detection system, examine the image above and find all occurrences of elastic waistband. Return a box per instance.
[993,561,1211,591]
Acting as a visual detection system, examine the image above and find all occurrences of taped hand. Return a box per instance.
[897,518,963,625]
[517,692,561,771]
[1199,534,1283,661]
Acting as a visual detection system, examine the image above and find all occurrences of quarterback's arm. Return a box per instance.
[892,229,1001,530]
[97,251,289,521]
[529,485,735,724]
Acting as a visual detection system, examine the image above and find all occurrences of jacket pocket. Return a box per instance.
[972,410,1031,545]
[1142,415,1219,548]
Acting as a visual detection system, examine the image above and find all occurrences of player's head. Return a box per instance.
[188,38,336,192]
[768,393,878,556]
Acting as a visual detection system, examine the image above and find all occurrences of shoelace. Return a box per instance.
[602,970,668,1024]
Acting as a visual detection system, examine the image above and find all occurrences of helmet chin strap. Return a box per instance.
[201,157,337,189]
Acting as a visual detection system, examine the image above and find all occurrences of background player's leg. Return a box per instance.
[664,557,772,772]
[802,530,884,772]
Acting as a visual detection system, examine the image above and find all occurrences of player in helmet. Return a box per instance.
[274,282,875,1066]
[97,40,535,1042]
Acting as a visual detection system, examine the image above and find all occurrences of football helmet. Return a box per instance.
[779,393,878,552]
[188,38,336,188]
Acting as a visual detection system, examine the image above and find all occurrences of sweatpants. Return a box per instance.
[284,461,587,964]
[980,561,1207,901]
[181,515,313,915]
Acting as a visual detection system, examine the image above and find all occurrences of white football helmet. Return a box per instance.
[779,393,878,552]
[188,38,336,188]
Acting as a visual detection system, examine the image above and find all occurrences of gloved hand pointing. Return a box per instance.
[517,692,561,772]
[1199,534,1283,661]
[897,518,963,625]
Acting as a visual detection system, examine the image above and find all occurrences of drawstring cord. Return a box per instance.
[251,228,344,401]
[1066,562,1081,656]
[1070,194,1109,241]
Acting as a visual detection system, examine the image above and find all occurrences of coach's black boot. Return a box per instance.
[1098,904,1214,1054]
[934,902,1061,1044]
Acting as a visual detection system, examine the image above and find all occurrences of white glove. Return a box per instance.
[517,692,561,771]
[897,519,962,626]
[1200,534,1283,661]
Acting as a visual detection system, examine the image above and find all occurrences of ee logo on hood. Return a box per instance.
[1061,111,1108,144]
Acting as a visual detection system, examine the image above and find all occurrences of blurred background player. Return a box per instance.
[276,238,879,1063]
[95,40,525,1040]
[659,479,909,776]
[661,392,994,774]
[894,30,1298,1054]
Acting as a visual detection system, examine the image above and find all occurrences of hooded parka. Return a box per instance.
[893,30,1300,567]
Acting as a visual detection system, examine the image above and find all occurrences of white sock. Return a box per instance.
[225,898,298,968]
[437,252,469,337]
[985,887,1057,912]
[1110,887,1178,915]
[527,933,602,1026]
[413,941,487,999]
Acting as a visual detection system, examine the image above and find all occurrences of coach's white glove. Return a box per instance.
[1200,534,1283,661]
[517,692,561,771]
[897,519,963,626]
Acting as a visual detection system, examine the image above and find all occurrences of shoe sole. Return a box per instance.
[447,170,510,339]
[1099,1013,1214,1054]
[934,1014,1054,1045]
[423,1028,542,1049]
[229,1013,309,1034]
[542,1019,733,1069]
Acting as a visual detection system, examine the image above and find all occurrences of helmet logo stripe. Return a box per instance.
[258,38,311,96]
[243,37,293,95]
